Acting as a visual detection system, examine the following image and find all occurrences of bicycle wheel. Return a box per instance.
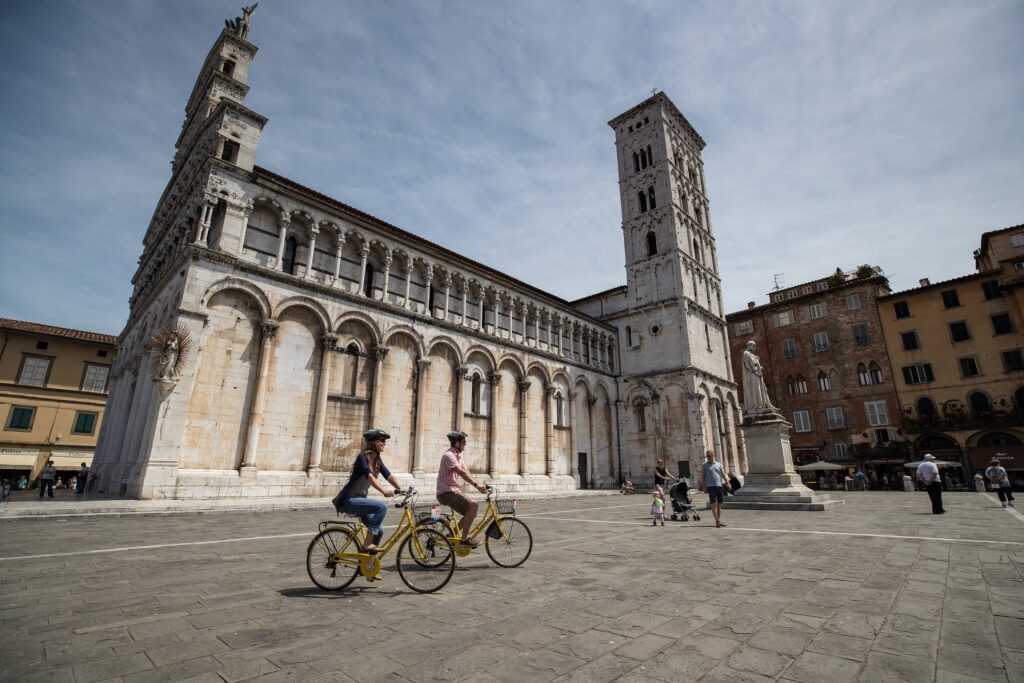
[306,527,360,591]
[484,516,533,568]
[397,528,455,593]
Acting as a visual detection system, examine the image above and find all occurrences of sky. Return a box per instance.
[1,0,1022,336]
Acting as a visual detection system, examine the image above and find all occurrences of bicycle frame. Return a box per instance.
[440,490,513,557]
[322,494,425,580]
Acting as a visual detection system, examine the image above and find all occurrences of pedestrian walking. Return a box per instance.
[916,454,944,514]
[699,450,730,528]
[75,463,90,495]
[38,461,56,499]
[985,458,1016,508]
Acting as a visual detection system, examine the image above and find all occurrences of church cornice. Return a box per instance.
[608,92,705,150]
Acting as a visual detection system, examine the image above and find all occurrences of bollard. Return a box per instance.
[974,474,985,493]
[903,475,914,492]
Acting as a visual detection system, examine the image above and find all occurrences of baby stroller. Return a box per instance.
[668,479,700,522]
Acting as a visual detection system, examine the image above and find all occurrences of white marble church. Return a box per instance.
[91,12,745,498]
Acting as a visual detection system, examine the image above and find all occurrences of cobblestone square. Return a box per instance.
[1,491,1022,682]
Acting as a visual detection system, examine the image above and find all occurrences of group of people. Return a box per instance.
[35,462,91,499]
[649,451,739,528]
[915,454,1016,514]
[331,428,488,553]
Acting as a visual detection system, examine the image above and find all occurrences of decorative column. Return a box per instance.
[241,320,279,472]
[487,372,501,478]
[555,321,563,356]
[380,252,392,302]
[517,380,530,477]
[587,396,598,487]
[403,259,413,308]
[722,401,737,476]
[544,383,556,476]
[304,224,320,277]
[442,275,452,320]
[237,200,254,255]
[194,195,217,245]
[531,311,539,346]
[709,401,725,469]
[366,346,389,428]
[460,280,469,325]
[492,296,501,334]
[568,390,579,480]
[275,216,290,270]
[358,245,369,295]
[332,235,344,282]
[308,333,337,473]
[588,332,596,367]
[411,358,431,478]
[453,365,468,429]
[546,315,554,348]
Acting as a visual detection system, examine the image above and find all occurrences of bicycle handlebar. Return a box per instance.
[393,487,417,508]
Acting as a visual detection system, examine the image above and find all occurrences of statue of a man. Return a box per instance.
[240,4,257,39]
[741,341,776,415]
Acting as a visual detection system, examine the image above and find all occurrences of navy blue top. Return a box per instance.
[338,452,391,501]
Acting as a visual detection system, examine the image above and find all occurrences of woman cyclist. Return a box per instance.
[331,428,403,553]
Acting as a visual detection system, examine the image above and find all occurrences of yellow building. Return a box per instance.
[0,318,116,484]
[878,224,1024,480]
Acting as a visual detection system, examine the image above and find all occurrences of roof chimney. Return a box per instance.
[919,278,931,287]
[747,301,756,309]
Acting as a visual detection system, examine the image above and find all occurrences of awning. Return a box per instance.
[0,454,39,468]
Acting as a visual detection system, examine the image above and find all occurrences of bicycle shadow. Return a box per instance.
[278,585,404,599]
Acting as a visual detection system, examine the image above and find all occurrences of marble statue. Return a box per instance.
[741,341,776,415]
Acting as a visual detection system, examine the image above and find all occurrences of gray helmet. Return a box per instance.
[363,428,391,442]
[447,430,468,444]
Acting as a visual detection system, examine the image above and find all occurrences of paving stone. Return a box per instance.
[121,655,222,683]
[859,652,935,683]
[550,653,639,683]
[806,631,872,662]
[726,644,793,677]
[994,616,1024,649]
[823,611,885,639]
[699,662,776,682]
[613,634,675,662]
[784,650,862,683]
[145,635,229,667]
[72,652,154,683]
[936,671,1009,683]
[211,656,280,682]
[747,626,814,657]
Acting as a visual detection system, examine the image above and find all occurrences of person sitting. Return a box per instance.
[437,430,488,548]
[331,428,403,553]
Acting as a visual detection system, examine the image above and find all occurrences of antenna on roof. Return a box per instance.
[772,274,785,291]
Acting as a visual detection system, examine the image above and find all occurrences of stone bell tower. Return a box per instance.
[601,92,740,482]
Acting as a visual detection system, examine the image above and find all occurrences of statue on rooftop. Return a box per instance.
[225,4,258,39]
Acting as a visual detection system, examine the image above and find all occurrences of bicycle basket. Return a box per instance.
[412,504,445,524]
[485,520,503,539]
[495,499,517,516]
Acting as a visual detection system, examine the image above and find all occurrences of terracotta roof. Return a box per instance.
[877,269,1000,299]
[0,318,117,346]
[571,285,628,304]
[725,274,890,320]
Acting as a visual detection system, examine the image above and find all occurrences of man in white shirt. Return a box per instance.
[916,453,945,515]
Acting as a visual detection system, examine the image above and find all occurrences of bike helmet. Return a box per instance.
[447,430,468,443]
[363,428,391,442]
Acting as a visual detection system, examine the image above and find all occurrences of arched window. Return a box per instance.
[869,362,883,384]
[786,375,796,396]
[690,169,698,185]
[625,325,632,346]
[647,145,653,164]
[282,236,298,275]
[639,148,648,169]
[555,391,565,427]
[632,152,640,173]
[344,342,361,396]
[693,239,702,264]
[637,192,647,213]
[363,263,375,297]
[818,370,831,392]
[648,186,656,210]
[646,232,657,257]
[633,400,646,432]
[917,397,937,417]
[977,431,1023,446]
[795,374,808,394]
[857,363,870,386]
[695,206,703,227]
[969,392,992,413]
[471,373,482,414]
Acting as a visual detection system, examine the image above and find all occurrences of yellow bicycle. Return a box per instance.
[306,488,455,593]
[417,486,533,568]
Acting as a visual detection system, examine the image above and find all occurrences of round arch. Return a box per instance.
[524,360,551,385]
[969,430,1024,448]
[272,296,330,331]
[382,325,426,358]
[464,344,497,372]
[496,355,525,380]
[200,277,272,320]
[427,335,464,366]
[332,311,382,345]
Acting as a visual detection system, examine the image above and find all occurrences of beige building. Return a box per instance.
[0,318,116,483]
[91,15,742,499]
[878,224,1024,477]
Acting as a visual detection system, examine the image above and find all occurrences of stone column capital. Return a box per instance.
[320,333,339,349]
[382,251,393,266]
[568,390,578,401]
[518,380,531,394]
[372,345,389,361]
[588,396,598,406]
[455,365,469,379]
[544,383,556,397]
[278,215,291,227]
[487,371,501,385]
[359,245,370,257]
[260,320,280,338]
[333,236,345,249]
[416,358,431,368]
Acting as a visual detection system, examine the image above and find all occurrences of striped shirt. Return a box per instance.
[437,448,466,495]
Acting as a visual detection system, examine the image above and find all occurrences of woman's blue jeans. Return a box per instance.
[342,497,387,542]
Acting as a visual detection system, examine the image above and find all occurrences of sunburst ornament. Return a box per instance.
[151,322,192,382]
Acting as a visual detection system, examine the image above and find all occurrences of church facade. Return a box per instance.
[91,18,743,499]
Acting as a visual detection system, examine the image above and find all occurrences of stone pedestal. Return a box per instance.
[724,411,843,512]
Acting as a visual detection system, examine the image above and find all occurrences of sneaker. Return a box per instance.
[1009,501,1016,508]
[1003,502,1008,508]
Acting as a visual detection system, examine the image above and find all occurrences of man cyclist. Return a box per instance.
[437,430,488,548]
[332,428,403,552]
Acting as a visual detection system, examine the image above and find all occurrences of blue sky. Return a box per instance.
[1,0,1022,335]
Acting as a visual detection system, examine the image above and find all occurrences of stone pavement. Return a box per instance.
[1,491,1022,682]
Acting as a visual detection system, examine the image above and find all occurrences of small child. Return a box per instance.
[651,490,665,526]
